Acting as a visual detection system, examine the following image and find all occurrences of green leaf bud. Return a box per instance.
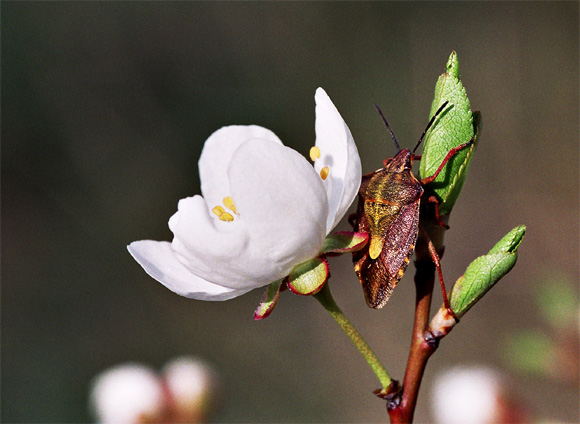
[450,225,526,318]
[419,51,480,216]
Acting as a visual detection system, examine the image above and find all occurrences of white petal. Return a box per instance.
[168,140,329,290]
[128,240,253,300]
[228,138,329,272]
[167,196,265,289]
[199,125,283,209]
[314,87,362,233]
[168,195,249,276]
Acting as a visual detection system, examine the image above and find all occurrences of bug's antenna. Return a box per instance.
[412,101,450,153]
[375,104,400,151]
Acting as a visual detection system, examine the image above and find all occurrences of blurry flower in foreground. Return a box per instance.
[430,365,528,424]
[90,364,164,423]
[90,357,217,424]
[128,88,362,305]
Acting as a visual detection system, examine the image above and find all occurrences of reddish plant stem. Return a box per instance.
[388,260,437,423]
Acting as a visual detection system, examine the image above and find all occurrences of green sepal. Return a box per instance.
[254,279,283,320]
[320,231,369,254]
[450,225,526,318]
[287,257,329,296]
[419,51,480,216]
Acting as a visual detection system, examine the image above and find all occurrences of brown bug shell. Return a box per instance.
[352,149,423,309]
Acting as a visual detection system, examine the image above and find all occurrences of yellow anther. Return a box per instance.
[223,196,237,214]
[212,206,225,217]
[320,166,330,180]
[219,212,234,222]
[309,146,321,161]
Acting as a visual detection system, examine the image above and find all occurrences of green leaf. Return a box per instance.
[488,224,526,254]
[287,257,329,296]
[450,225,526,318]
[254,279,283,320]
[419,51,480,216]
[320,231,369,254]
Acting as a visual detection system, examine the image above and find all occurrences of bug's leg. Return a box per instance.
[419,226,458,323]
[419,139,474,185]
[425,196,449,229]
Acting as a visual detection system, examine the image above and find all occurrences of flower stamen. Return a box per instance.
[212,206,225,217]
[219,212,234,222]
[212,198,237,222]
[320,166,330,180]
[223,196,238,214]
[309,146,321,161]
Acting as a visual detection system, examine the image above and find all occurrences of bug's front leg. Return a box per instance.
[419,139,474,186]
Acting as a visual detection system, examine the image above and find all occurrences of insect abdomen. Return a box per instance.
[352,168,423,309]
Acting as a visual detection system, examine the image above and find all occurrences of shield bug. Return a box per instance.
[352,102,472,310]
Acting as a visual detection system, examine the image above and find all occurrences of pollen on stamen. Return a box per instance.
[309,146,321,161]
[219,212,234,222]
[320,166,330,180]
[223,196,237,214]
[212,206,225,217]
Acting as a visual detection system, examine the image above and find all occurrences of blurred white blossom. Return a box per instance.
[128,88,361,301]
[90,357,218,423]
[90,364,165,424]
[430,365,528,424]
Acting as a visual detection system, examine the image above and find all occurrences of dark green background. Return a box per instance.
[3,2,578,422]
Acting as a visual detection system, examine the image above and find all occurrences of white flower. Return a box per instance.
[90,364,165,424]
[90,358,219,424]
[430,365,523,424]
[128,88,361,301]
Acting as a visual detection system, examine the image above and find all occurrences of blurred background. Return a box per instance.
[3,2,578,422]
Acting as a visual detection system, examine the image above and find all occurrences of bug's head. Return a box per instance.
[383,149,414,171]
[375,105,415,172]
